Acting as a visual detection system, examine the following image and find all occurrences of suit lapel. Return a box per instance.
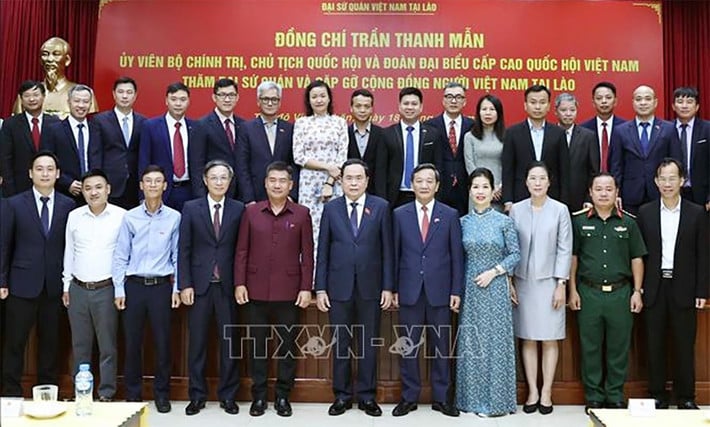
[199,198,218,241]
[62,120,79,157]
[626,122,643,157]
[19,114,35,153]
[650,199,662,260]
[672,200,689,264]
[336,197,355,238]
[23,192,45,238]
[356,196,375,240]
[159,118,172,163]
[418,127,429,158]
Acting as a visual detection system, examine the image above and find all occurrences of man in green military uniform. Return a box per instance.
[568,172,646,413]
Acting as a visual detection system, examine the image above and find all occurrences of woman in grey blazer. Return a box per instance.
[509,162,572,415]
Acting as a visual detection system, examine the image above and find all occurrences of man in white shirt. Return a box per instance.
[580,81,627,173]
[63,169,126,401]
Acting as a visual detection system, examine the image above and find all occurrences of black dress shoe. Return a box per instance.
[431,401,459,417]
[358,399,382,416]
[220,399,239,414]
[155,399,172,413]
[126,398,142,402]
[539,403,553,415]
[522,400,539,414]
[249,399,267,416]
[654,399,669,409]
[605,401,626,409]
[678,401,699,410]
[584,401,604,414]
[185,400,206,416]
[275,397,292,417]
[392,400,418,416]
[328,398,353,416]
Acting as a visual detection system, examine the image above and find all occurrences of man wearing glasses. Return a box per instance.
[191,78,244,199]
[236,81,298,204]
[424,82,473,216]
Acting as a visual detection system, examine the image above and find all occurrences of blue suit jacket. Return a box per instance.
[393,201,463,307]
[315,194,393,301]
[190,111,245,199]
[91,109,146,199]
[138,115,196,203]
[178,197,244,296]
[235,117,298,203]
[609,118,682,207]
[0,191,75,298]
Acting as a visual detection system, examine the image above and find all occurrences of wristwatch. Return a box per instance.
[494,265,505,276]
[633,288,644,295]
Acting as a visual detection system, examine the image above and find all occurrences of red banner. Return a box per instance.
[94,0,663,124]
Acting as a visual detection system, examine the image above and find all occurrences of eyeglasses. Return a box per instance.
[215,93,238,100]
[259,97,281,104]
[444,94,466,102]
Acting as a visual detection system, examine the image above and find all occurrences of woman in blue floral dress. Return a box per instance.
[456,167,521,416]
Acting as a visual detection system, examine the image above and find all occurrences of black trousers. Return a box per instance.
[247,300,299,400]
[1,290,61,396]
[644,278,697,402]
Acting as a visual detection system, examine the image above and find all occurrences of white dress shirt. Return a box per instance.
[660,198,681,269]
[415,199,435,233]
[32,187,55,226]
[208,194,225,224]
[62,203,127,291]
[165,113,189,181]
[527,119,545,161]
[595,116,617,150]
[346,193,367,228]
[114,107,133,143]
[24,111,43,131]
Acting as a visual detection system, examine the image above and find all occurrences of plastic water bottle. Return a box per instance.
[75,363,93,416]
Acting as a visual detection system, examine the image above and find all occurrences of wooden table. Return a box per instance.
[2,401,147,427]
[589,408,710,426]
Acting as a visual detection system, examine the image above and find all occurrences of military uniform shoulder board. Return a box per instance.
[621,209,636,219]
[572,207,591,216]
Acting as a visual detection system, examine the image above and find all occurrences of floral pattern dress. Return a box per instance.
[456,207,521,415]
[293,114,348,272]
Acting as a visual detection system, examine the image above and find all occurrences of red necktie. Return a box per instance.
[448,120,457,155]
[600,122,609,172]
[31,117,41,151]
[224,118,235,149]
[173,122,186,178]
[421,205,429,242]
[212,204,221,279]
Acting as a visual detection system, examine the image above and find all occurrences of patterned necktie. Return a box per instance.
[404,126,415,188]
[212,204,221,279]
[680,124,690,185]
[421,205,429,242]
[122,116,130,146]
[31,117,41,151]
[224,118,235,149]
[448,120,457,155]
[640,122,650,156]
[600,122,609,172]
[77,123,86,174]
[173,122,186,177]
[40,196,50,236]
[350,202,359,236]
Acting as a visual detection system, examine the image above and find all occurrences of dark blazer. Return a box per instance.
[41,119,103,199]
[0,113,59,196]
[393,201,463,307]
[138,115,196,203]
[91,109,146,200]
[178,197,244,296]
[235,117,297,203]
[609,118,682,208]
[374,123,444,204]
[673,118,710,205]
[315,194,393,301]
[502,120,570,204]
[0,191,75,298]
[347,123,385,193]
[424,114,474,216]
[190,111,244,198]
[234,200,314,301]
[580,115,626,172]
[637,199,709,308]
[568,125,599,210]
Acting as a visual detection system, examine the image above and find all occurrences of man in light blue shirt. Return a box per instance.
[112,164,180,413]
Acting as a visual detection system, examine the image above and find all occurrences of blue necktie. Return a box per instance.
[350,202,359,236]
[640,122,650,156]
[77,123,87,174]
[40,196,50,236]
[404,126,414,188]
[122,116,130,146]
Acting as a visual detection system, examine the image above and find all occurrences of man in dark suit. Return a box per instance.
[138,82,195,211]
[375,87,443,207]
[315,159,394,417]
[580,81,626,173]
[502,84,570,209]
[609,85,683,214]
[1,81,59,196]
[0,151,75,396]
[41,84,102,202]
[179,160,244,416]
[191,78,244,199]
[235,161,313,417]
[424,82,473,216]
[670,87,710,211]
[92,76,146,209]
[391,163,462,417]
[347,89,384,193]
[555,93,599,210]
[637,158,709,409]
[235,81,297,204]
